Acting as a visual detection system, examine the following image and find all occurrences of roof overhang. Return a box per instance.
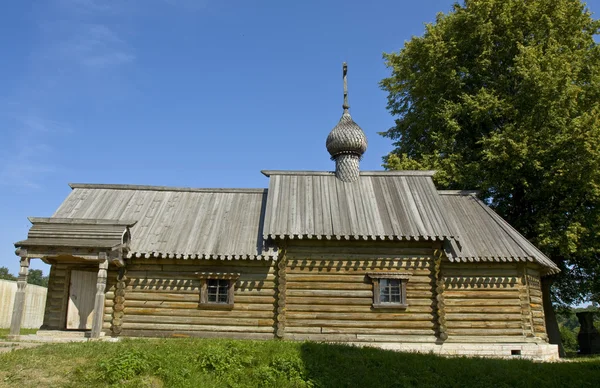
[15,217,137,261]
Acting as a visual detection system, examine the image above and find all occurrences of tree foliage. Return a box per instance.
[0,266,48,286]
[27,269,49,287]
[380,0,600,305]
[0,266,17,281]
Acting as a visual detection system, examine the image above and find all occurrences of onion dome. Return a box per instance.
[326,110,368,159]
[326,63,368,182]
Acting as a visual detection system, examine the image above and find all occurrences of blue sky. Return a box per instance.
[1,0,599,276]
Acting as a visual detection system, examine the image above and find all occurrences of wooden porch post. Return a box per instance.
[8,250,30,340]
[91,254,108,339]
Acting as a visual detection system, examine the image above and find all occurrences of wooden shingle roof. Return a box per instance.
[439,191,559,275]
[51,184,275,260]
[262,171,456,241]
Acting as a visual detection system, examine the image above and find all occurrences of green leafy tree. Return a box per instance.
[27,269,49,287]
[0,266,17,281]
[380,0,600,353]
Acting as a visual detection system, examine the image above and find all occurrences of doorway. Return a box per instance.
[66,270,97,329]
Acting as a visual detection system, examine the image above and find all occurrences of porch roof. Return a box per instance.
[14,217,135,250]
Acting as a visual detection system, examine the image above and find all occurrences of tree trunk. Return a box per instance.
[541,276,565,357]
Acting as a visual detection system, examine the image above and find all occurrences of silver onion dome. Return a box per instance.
[326,63,367,182]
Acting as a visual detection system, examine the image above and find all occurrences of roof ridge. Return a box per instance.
[261,170,436,177]
[438,190,480,196]
[69,183,267,194]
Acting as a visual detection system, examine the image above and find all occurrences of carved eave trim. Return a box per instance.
[195,272,241,280]
[22,246,114,262]
[367,272,412,280]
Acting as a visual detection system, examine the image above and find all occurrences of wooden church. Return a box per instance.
[9,64,559,360]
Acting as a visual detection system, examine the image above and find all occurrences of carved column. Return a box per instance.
[433,250,447,341]
[275,248,287,339]
[91,254,108,339]
[8,251,30,339]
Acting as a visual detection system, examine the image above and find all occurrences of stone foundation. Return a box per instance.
[354,342,559,361]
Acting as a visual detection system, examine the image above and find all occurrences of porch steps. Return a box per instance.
[16,330,116,343]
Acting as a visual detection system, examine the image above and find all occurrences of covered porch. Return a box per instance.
[9,217,135,340]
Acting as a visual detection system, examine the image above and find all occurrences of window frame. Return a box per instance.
[367,272,411,309]
[196,272,240,309]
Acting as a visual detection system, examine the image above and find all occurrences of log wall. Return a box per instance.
[109,259,277,339]
[525,265,547,340]
[443,262,530,342]
[282,241,438,343]
[42,263,100,330]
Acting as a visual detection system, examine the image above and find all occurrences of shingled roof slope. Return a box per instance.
[439,191,559,274]
[52,184,275,260]
[262,171,456,241]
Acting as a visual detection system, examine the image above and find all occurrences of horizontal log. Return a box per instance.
[120,329,273,340]
[285,327,435,335]
[125,285,276,295]
[123,314,274,326]
[286,303,434,313]
[287,297,371,306]
[444,298,521,306]
[122,300,274,311]
[445,313,522,321]
[447,328,524,336]
[444,290,519,298]
[529,296,542,304]
[445,306,522,314]
[286,319,433,328]
[286,312,433,320]
[121,322,275,333]
[123,292,274,304]
[446,321,522,329]
[533,325,546,333]
[442,269,519,276]
[443,263,521,270]
[123,307,274,319]
[287,289,372,298]
[285,273,432,282]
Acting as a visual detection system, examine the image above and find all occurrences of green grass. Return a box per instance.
[0,329,38,340]
[0,338,599,387]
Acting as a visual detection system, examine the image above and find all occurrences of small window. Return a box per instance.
[196,272,240,309]
[207,279,229,303]
[367,272,411,309]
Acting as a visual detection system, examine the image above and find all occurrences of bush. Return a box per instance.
[560,325,579,354]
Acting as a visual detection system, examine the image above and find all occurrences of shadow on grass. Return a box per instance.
[299,342,600,388]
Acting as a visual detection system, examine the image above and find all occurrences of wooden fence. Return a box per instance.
[0,279,47,329]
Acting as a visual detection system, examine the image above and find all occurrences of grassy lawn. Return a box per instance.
[0,329,38,340]
[0,339,598,387]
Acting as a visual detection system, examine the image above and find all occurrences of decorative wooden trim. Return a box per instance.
[367,272,412,280]
[434,253,448,341]
[195,272,241,280]
[275,247,287,338]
